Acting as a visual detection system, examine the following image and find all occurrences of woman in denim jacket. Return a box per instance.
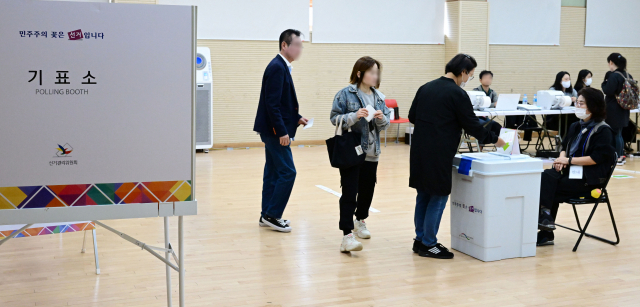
[329,56,390,253]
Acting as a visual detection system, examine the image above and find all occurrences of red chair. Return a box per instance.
[384,99,412,146]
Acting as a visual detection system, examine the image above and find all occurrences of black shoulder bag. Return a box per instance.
[325,115,366,169]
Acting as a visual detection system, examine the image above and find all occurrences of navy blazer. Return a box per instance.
[253,55,302,138]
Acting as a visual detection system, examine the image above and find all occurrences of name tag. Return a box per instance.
[355,145,364,156]
[569,165,583,179]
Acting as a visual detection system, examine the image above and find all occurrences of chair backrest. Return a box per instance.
[385,99,398,108]
[599,152,619,191]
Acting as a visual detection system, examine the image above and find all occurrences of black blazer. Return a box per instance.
[253,55,301,138]
[408,77,498,195]
[602,69,632,130]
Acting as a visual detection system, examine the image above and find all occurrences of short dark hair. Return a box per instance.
[279,29,301,51]
[479,70,493,79]
[607,53,627,71]
[445,54,477,77]
[350,56,382,88]
[578,88,606,122]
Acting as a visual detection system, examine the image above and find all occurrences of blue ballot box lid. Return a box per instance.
[453,153,543,176]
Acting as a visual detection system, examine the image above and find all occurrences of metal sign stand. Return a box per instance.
[93,216,186,307]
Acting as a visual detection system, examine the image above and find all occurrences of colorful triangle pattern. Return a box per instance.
[0,181,191,210]
[0,222,96,239]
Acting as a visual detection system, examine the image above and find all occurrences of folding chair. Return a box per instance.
[384,99,411,146]
[555,154,620,252]
[457,130,481,153]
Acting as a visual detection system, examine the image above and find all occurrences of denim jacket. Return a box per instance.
[330,84,391,156]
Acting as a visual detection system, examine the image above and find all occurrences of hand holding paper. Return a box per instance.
[365,105,376,122]
[496,128,520,155]
[303,118,314,130]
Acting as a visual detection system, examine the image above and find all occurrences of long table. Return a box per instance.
[473,108,640,153]
[474,108,576,117]
[475,108,639,117]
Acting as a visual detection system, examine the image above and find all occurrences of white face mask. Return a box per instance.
[585,78,592,86]
[561,80,571,89]
[460,74,473,88]
[575,107,590,120]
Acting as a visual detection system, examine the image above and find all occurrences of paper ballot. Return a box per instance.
[303,118,314,130]
[496,128,520,155]
[365,105,376,122]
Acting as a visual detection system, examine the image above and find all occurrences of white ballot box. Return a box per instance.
[451,153,543,261]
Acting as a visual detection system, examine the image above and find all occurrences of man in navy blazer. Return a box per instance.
[254,29,308,233]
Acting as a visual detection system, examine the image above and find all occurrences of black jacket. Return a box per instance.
[253,55,302,138]
[602,69,632,130]
[408,77,498,195]
[562,120,615,187]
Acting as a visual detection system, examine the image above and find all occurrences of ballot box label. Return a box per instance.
[452,200,483,214]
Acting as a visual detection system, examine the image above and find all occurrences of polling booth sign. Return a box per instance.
[0,1,197,306]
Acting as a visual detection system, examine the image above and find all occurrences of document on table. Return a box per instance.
[303,118,314,130]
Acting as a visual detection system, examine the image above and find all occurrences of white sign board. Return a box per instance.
[312,0,445,44]
[0,0,196,224]
[158,0,310,41]
[585,0,640,47]
[488,0,561,46]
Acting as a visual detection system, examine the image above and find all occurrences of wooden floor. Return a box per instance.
[1,144,640,307]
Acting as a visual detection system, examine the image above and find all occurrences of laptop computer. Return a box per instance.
[490,94,521,111]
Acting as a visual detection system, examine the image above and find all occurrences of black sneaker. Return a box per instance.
[419,243,454,259]
[538,209,556,231]
[261,215,292,233]
[259,216,290,227]
[536,231,555,246]
[412,239,424,253]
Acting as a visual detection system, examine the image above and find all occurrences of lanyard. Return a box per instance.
[573,126,595,157]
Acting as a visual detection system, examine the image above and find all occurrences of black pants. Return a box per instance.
[539,168,591,238]
[339,161,378,232]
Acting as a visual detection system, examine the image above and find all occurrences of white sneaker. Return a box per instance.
[340,233,363,252]
[353,219,371,239]
[259,217,290,227]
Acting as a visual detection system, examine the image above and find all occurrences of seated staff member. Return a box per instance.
[537,88,615,246]
[408,54,505,259]
[472,70,502,143]
[546,71,579,136]
[329,56,391,253]
[472,70,498,106]
[574,69,593,92]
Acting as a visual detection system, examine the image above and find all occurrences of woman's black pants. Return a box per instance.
[339,161,378,232]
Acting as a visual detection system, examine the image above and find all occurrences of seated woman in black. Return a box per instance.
[537,87,615,246]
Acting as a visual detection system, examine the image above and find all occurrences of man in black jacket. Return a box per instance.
[253,29,308,233]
